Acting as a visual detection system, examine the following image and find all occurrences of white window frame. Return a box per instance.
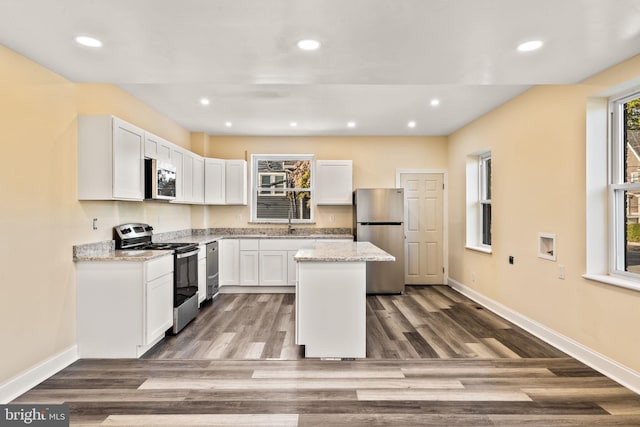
[251,154,315,224]
[584,81,640,292]
[609,91,640,279]
[479,152,492,247]
[465,149,492,253]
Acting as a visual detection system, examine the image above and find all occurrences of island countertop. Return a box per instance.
[294,241,394,262]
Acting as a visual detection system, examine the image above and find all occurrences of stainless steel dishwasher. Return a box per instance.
[206,241,219,300]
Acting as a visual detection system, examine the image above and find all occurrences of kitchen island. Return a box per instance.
[294,241,394,358]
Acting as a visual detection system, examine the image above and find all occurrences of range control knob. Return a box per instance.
[122,227,132,234]
[145,226,153,231]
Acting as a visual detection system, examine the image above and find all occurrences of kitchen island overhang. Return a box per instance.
[294,241,394,359]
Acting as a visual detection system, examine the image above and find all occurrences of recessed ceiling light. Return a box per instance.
[200,98,210,106]
[347,121,356,128]
[75,35,102,47]
[430,99,440,107]
[225,122,232,127]
[290,122,298,127]
[517,40,543,52]
[408,121,416,128]
[297,39,321,51]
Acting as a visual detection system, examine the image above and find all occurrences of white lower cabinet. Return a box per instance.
[219,239,240,286]
[239,239,259,285]
[198,244,207,304]
[145,272,173,345]
[287,251,298,286]
[76,255,174,358]
[239,251,259,285]
[259,251,288,285]
[219,238,355,287]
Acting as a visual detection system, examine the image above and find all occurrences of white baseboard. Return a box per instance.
[448,278,640,394]
[0,345,78,404]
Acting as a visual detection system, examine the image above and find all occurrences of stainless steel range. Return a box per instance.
[113,223,199,334]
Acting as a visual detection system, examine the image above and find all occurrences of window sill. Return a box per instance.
[582,273,640,292]
[465,245,492,254]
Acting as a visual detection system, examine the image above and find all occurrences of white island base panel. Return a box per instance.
[296,261,366,358]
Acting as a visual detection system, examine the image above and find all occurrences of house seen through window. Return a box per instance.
[252,155,314,223]
[612,92,640,276]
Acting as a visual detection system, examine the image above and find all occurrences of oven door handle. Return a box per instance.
[176,249,200,259]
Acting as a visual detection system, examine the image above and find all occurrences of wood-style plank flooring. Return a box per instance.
[13,286,640,426]
[144,285,565,360]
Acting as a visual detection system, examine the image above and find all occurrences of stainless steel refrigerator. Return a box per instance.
[353,188,405,294]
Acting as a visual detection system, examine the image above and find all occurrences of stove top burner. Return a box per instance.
[138,242,197,253]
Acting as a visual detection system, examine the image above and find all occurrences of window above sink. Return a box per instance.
[251,154,315,224]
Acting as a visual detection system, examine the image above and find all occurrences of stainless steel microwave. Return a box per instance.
[145,158,177,200]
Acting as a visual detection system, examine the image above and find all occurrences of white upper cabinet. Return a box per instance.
[78,115,145,201]
[182,152,194,203]
[204,158,226,204]
[174,150,204,205]
[79,115,247,205]
[204,158,247,205]
[144,132,172,161]
[192,155,205,204]
[315,160,353,205]
[171,147,185,203]
[225,160,247,205]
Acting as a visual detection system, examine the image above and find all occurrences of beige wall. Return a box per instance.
[0,45,192,386]
[3,35,640,393]
[203,136,448,228]
[448,54,640,372]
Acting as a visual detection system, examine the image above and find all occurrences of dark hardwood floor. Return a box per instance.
[13,286,640,426]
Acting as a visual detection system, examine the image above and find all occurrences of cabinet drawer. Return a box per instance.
[259,239,313,251]
[145,255,173,282]
[239,239,259,250]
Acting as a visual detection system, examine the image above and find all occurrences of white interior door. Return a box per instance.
[401,173,444,284]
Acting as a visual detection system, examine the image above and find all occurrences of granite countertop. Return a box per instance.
[158,233,353,245]
[294,241,394,262]
[73,228,354,262]
[74,249,173,262]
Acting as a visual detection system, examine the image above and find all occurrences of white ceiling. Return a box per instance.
[1,0,640,136]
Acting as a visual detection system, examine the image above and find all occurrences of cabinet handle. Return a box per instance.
[177,249,200,259]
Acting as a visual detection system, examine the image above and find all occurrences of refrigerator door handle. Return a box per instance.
[359,222,403,226]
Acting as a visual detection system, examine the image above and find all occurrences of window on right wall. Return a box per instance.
[479,152,492,246]
[610,91,640,277]
[466,149,492,252]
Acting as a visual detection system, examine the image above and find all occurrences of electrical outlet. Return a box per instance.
[92,218,98,231]
[471,272,476,284]
[558,265,565,280]
[508,256,514,264]
[329,214,335,223]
